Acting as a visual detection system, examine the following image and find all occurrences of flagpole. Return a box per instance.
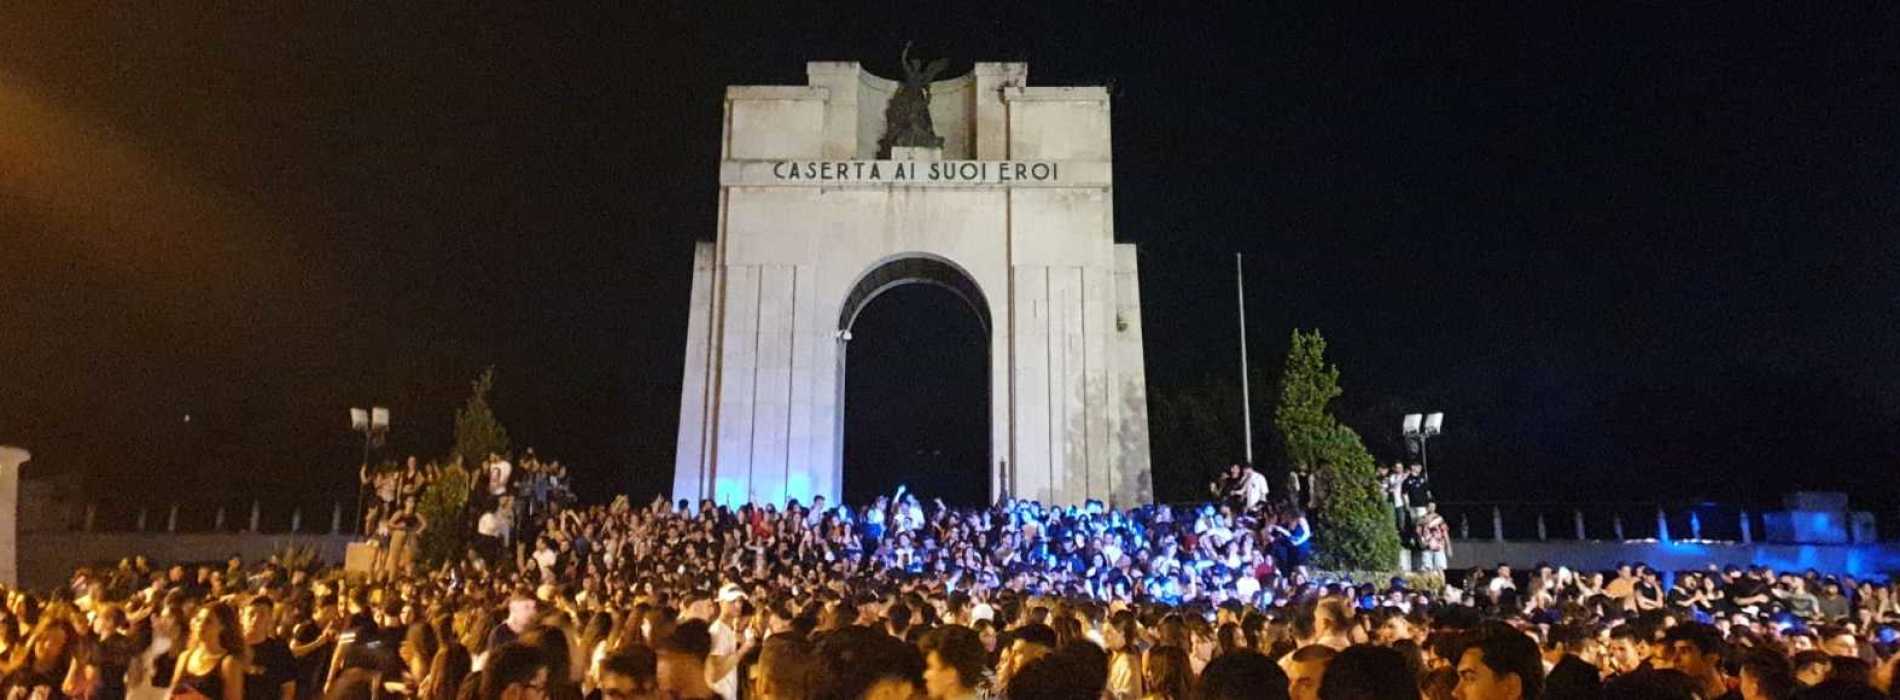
[1236,253,1254,464]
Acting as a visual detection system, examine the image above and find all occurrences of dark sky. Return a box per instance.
[4,4,1897,518]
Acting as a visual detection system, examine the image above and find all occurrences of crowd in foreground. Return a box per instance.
[7,460,1900,700]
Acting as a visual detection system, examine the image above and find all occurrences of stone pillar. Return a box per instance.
[0,446,27,587]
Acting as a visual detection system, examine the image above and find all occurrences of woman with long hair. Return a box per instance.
[167,603,243,700]
[1139,646,1193,700]
[1,615,78,700]
[1103,611,1143,700]
[415,612,468,700]
[399,622,440,692]
[419,642,470,700]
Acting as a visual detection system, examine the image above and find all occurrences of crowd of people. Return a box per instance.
[1210,461,1451,573]
[6,451,1899,700]
[358,452,575,576]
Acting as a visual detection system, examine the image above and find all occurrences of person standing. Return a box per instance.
[170,603,246,700]
[1402,464,1433,519]
[378,499,427,578]
[241,599,296,700]
[1210,465,1245,511]
[484,454,513,506]
[1415,502,1452,572]
[1238,464,1271,511]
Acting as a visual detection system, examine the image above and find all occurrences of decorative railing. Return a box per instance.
[31,497,362,535]
[1434,501,1889,544]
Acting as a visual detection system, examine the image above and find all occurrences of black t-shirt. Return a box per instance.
[1724,577,1769,608]
[1402,475,1431,504]
[95,632,140,698]
[291,623,332,700]
[246,638,299,700]
[1635,581,1662,603]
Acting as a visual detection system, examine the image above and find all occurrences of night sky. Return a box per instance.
[4,5,1897,520]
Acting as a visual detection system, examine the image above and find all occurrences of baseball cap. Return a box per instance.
[718,582,747,603]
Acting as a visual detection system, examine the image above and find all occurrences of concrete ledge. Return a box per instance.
[16,532,356,591]
[1002,86,1109,103]
[726,86,830,101]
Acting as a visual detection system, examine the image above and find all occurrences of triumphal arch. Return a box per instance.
[672,59,1152,508]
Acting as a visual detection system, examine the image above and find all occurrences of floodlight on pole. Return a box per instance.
[350,405,390,535]
[1402,411,1446,478]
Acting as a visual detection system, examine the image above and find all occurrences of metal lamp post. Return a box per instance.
[1402,412,1444,478]
[350,406,389,534]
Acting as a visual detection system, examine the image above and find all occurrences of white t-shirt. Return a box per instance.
[1241,470,1271,508]
[708,619,740,698]
[477,510,511,543]
[486,460,512,496]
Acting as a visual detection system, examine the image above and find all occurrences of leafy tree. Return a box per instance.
[1272,329,1399,569]
[1310,424,1399,569]
[1272,330,1341,473]
[453,366,510,469]
[415,463,473,567]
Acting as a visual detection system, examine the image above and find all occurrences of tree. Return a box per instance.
[1310,424,1399,569]
[454,366,510,469]
[1273,330,1341,474]
[1272,329,1399,569]
[414,462,473,567]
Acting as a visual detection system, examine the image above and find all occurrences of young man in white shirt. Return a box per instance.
[485,453,512,500]
[705,583,755,699]
[1239,463,1271,509]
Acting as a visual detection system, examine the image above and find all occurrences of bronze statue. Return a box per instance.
[878,44,947,158]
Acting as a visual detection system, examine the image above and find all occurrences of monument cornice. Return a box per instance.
[718,159,1112,189]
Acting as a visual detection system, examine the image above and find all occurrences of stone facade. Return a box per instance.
[672,61,1152,508]
[0,446,25,586]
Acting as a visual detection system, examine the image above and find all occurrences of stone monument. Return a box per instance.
[672,59,1152,508]
[0,446,27,586]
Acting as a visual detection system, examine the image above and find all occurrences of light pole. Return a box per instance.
[1402,412,1444,478]
[350,406,389,534]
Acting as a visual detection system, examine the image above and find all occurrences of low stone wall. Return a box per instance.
[1448,539,1900,577]
[16,532,357,590]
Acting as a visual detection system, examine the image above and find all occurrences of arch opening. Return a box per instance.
[838,256,992,507]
